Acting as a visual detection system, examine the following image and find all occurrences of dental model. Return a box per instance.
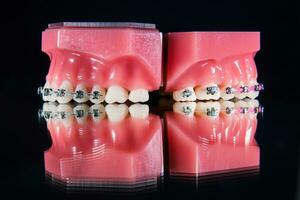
[42,103,164,187]
[38,22,162,104]
[166,32,264,101]
[166,99,262,177]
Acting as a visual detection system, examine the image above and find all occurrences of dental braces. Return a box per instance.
[37,87,103,100]
[225,83,264,94]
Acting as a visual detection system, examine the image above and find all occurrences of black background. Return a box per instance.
[2,0,300,199]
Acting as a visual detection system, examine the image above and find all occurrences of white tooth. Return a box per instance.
[220,100,235,115]
[90,104,106,122]
[220,86,235,100]
[245,98,260,114]
[195,84,220,100]
[173,102,196,116]
[56,81,73,103]
[105,104,128,122]
[235,100,249,114]
[42,102,57,120]
[42,82,56,102]
[73,84,89,103]
[234,83,248,99]
[89,85,106,104]
[129,104,149,119]
[105,85,128,103]
[57,104,74,126]
[248,80,259,99]
[173,87,196,101]
[195,101,220,118]
[128,89,149,103]
[73,104,89,124]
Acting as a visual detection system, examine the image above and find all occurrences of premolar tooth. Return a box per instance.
[173,102,196,116]
[248,80,259,99]
[220,100,235,115]
[73,104,89,124]
[89,104,106,122]
[173,87,196,101]
[42,82,56,102]
[42,102,57,120]
[105,85,128,104]
[128,89,149,103]
[105,104,128,122]
[73,84,89,103]
[56,81,73,103]
[220,86,235,100]
[235,83,248,99]
[235,100,249,114]
[90,85,106,104]
[195,101,220,118]
[245,98,260,114]
[129,104,149,119]
[57,104,74,126]
[195,84,220,100]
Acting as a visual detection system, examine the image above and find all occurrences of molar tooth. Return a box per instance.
[105,104,128,122]
[42,102,57,120]
[235,100,249,114]
[128,89,149,103]
[105,85,128,104]
[89,85,106,104]
[89,104,106,122]
[73,84,89,103]
[129,104,149,119]
[42,82,56,102]
[173,102,196,116]
[195,84,220,100]
[244,98,260,114]
[195,101,220,118]
[220,86,235,100]
[57,104,74,126]
[173,87,197,101]
[220,100,235,115]
[73,104,89,124]
[56,81,73,103]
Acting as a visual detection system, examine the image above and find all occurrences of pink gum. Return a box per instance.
[42,27,162,90]
[165,32,260,91]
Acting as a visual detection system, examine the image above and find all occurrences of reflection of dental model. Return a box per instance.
[166,32,264,101]
[38,22,162,104]
[43,102,163,188]
[166,100,261,177]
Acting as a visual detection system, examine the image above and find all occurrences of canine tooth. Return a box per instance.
[220,86,235,100]
[220,100,235,115]
[90,85,106,104]
[90,104,106,122]
[57,104,74,126]
[42,82,56,102]
[248,80,259,99]
[73,104,89,124]
[129,104,149,119]
[73,84,89,103]
[173,102,196,116]
[56,81,73,103]
[173,87,197,101]
[105,104,128,122]
[105,85,128,104]
[195,101,220,118]
[235,100,249,114]
[195,84,220,100]
[42,102,57,120]
[128,89,149,103]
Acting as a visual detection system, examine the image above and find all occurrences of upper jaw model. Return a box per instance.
[166,32,264,101]
[38,22,162,104]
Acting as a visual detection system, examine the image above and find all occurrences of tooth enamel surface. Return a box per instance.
[73,84,89,103]
[56,81,73,103]
[90,85,106,104]
[235,83,248,99]
[129,104,149,119]
[128,89,149,103]
[245,98,260,113]
[105,104,128,122]
[90,104,106,122]
[235,100,249,114]
[220,86,235,100]
[105,85,128,104]
[173,102,196,116]
[195,84,220,100]
[57,104,74,126]
[42,82,56,102]
[73,104,89,124]
[195,101,220,118]
[42,102,57,120]
[173,87,196,101]
[248,80,259,99]
[220,100,235,115]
